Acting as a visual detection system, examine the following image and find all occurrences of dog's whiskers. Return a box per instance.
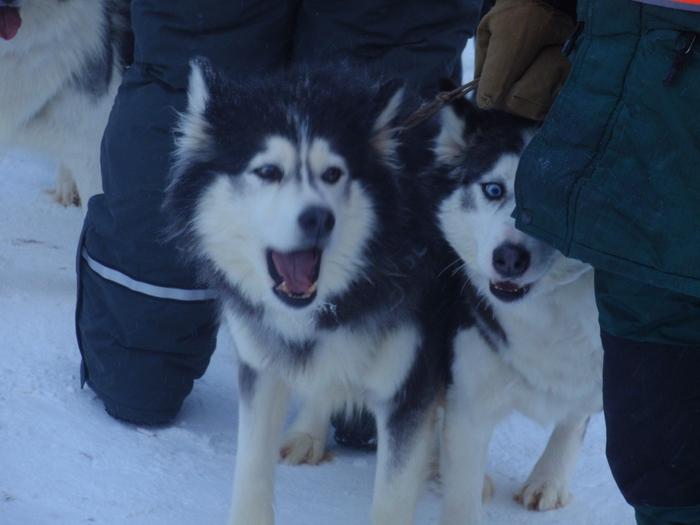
[438,257,462,278]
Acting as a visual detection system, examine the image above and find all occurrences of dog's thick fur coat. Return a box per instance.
[164,60,456,525]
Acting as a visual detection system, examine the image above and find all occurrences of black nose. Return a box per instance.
[298,206,335,242]
[492,243,530,278]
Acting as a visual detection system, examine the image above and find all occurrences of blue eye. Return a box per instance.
[482,183,504,200]
[253,165,283,182]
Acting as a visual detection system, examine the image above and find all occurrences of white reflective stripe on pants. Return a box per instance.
[81,248,218,302]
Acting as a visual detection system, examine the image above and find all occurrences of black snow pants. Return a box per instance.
[602,331,700,525]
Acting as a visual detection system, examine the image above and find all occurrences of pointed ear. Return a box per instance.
[434,102,467,165]
[433,78,482,165]
[373,78,405,130]
[186,57,214,119]
[175,58,218,157]
[371,78,405,167]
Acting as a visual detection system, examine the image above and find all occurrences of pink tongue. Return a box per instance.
[271,249,317,294]
[0,7,21,40]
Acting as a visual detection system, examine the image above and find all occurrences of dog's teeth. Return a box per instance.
[491,281,523,292]
[277,280,317,299]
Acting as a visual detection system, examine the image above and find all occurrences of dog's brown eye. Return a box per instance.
[253,165,283,182]
[321,167,343,184]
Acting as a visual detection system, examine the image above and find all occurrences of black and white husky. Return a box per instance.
[432,84,603,525]
[163,59,455,525]
[0,0,131,208]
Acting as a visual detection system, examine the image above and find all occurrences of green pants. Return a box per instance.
[595,270,700,346]
[634,504,700,525]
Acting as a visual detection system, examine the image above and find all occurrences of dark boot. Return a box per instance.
[331,407,377,451]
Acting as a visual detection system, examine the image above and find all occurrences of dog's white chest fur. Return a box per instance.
[455,269,602,425]
[442,269,603,525]
[225,307,419,402]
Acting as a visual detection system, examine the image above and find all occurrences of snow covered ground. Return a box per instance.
[1,43,635,525]
[0,146,637,525]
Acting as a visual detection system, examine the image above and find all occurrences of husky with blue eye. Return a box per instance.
[0,0,131,208]
[432,80,603,525]
[163,58,457,525]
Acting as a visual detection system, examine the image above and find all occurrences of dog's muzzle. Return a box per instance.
[490,242,531,302]
[266,206,335,308]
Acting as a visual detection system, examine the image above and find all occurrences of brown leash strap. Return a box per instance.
[399,78,480,130]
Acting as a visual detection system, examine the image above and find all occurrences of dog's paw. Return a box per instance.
[51,167,81,207]
[280,432,329,465]
[51,181,80,206]
[514,478,572,511]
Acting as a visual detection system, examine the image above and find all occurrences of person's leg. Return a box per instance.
[77,0,299,424]
[597,271,700,524]
[602,332,700,502]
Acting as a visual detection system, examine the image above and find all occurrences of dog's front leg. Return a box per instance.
[369,399,437,525]
[438,390,498,525]
[439,329,508,525]
[228,363,291,525]
[515,415,590,511]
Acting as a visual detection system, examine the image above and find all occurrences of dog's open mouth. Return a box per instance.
[267,248,321,308]
[489,280,531,302]
[0,7,21,41]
